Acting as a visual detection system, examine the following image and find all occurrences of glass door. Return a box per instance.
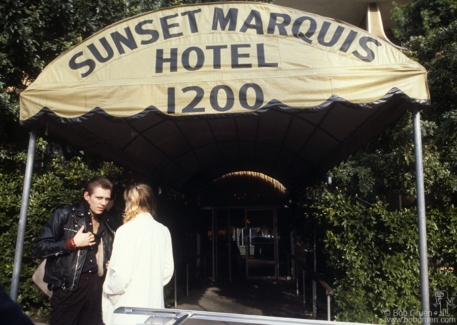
[244,209,278,279]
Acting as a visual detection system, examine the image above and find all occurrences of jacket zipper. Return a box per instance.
[71,249,81,289]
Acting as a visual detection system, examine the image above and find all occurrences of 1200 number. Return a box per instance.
[167,83,264,114]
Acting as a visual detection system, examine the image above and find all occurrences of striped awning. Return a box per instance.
[19,1,429,190]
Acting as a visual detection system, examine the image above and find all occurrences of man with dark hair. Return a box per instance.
[33,176,115,325]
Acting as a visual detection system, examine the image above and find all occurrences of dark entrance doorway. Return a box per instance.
[245,209,277,279]
[204,206,292,282]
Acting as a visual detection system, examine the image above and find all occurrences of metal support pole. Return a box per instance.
[313,228,317,319]
[245,209,249,278]
[228,209,232,283]
[312,279,317,319]
[291,231,295,280]
[327,292,331,321]
[10,128,37,301]
[412,107,430,325]
[174,270,178,308]
[197,233,201,276]
[186,263,189,297]
[313,229,317,273]
[203,253,207,276]
[287,253,290,279]
[273,209,279,279]
[302,269,306,306]
[212,209,216,281]
[295,264,299,295]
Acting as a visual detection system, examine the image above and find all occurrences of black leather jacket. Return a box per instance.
[32,201,114,291]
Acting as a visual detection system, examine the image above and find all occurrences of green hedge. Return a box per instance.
[0,154,122,318]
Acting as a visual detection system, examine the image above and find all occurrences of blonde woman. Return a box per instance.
[102,184,174,325]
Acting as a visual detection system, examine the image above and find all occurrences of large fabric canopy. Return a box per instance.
[19,1,430,190]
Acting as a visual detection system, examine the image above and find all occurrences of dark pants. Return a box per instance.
[50,273,103,325]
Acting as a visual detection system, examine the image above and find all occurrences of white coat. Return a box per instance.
[102,212,174,325]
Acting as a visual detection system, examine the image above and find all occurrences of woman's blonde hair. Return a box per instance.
[123,184,157,223]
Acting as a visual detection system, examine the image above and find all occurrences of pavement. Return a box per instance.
[33,278,311,324]
[173,278,311,324]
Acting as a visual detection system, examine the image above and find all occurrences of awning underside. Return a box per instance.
[34,89,423,191]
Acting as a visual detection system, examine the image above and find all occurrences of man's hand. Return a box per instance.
[73,225,95,247]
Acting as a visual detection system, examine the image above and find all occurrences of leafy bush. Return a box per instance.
[0,154,122,317]
[290,1,457,322]
[298,117,457,323]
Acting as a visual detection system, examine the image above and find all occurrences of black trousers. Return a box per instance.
[50,272,103,325]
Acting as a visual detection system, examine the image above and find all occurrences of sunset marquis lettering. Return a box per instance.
[68,6,384,78]
[60,4,393,116]
[155,43,277,73]
[18,0,430,126]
